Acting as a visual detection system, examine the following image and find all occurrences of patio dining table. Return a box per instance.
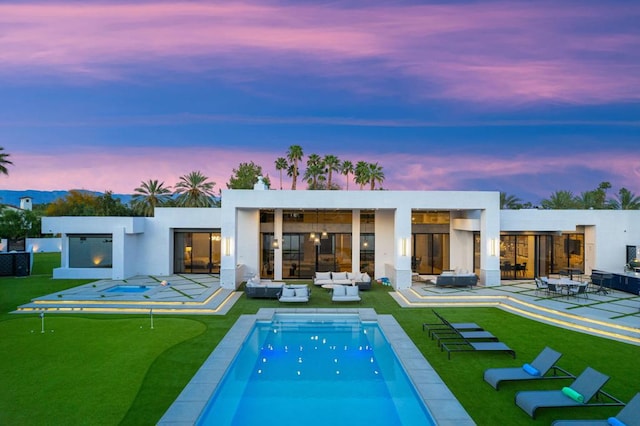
[546,278,585,297]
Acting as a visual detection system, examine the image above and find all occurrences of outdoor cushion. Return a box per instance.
[607,417,626,426]
[332,272,348,280]
[562,387,584,403]
[522,363,541,376]
[282,288,295,297]
[347,272,359,280]
[295,287,308,297]
[362,272,371,282]
[346,286,359,296]
[333,285,346,296]
[316,272,331,280]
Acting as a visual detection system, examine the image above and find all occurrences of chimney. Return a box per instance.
[253,176,268,190]
[19,196,32,211]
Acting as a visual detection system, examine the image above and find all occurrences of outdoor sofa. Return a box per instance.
[244,276,284,299]
[313,271,372,290]
[435,271,478,288]
[331,285,361,303]
[277,285,311,303]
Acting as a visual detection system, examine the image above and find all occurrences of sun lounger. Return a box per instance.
[515,367,624,419]
[484,347,574,390]
[551,392,640,426]
[422,310,483,338]
[440,340,516,360]
[432,329,499,347]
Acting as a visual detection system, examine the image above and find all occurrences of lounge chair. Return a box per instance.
[440,340,516,360]
[552,392,640,426]
[422,310,483,338]
[515,367,624,419]
[484,347,574,390]
[432,328,499,347]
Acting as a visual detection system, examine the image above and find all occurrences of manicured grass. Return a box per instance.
[1,255,638,425]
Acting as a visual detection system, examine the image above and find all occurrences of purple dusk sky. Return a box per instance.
[0,0,639,204]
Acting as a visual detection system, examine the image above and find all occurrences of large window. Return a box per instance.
[412,233,450,274]
[282,232,352,278]
[69,234,112,268]
[174,231,221,274]
[500,235,534,279]
[499,233,584,279]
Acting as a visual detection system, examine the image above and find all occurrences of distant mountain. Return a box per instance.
[0,190,132,207]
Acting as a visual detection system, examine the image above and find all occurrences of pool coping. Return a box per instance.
[157,308,475,426]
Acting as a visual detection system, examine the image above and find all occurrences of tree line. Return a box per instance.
[501,181,640,210]
[1,146,639,242]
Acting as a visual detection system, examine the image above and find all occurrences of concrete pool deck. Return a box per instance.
[157,308,475,426]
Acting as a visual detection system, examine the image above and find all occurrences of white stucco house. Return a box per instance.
[41,186,640,291]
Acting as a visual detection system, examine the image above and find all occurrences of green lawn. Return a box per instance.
[0,253,638,425]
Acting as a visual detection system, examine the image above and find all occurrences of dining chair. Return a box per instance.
[567,282,589,300]
[534,277,549,296]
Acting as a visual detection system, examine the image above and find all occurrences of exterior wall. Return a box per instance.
[500,210,640,274]
[143,208,222,277]
[42,216,146,280]
[39,190,640,290]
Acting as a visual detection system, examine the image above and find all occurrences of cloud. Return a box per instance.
[1,1,639,104]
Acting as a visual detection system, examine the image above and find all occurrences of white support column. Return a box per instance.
[352,209,361,274]
[220,206,238,289]
[480,207,501,286]
[273,209,283,281]
[394,206,412,289]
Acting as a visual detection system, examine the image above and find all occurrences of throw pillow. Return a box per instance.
[332,272,348,280]
[362,272,371,282]
[333,285,346,296]
[346,286,359,296]
[295,287,308,297]
[316,271,331,280]
[561,387,584,403]
[607,417,626,426]
[522,363,541,376]
[282,288,295,297]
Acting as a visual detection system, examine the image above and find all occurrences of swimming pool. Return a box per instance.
[196,313,435,426]
[104,285,150,293]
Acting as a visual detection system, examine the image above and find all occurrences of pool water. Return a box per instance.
[104,285,150,293]
[197,314,435,426]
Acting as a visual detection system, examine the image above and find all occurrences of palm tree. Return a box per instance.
[367,162,385,190]
[174,171,217,207]
[354,161,370,190]
[274,157,288,190]
[304,154,324,190]
[500,192,522,209]
[323,154,340,190]
[131,179,172,216]
[0,147,13,175]
[286,145,304,190]
[341,160,354,190]
[610,187,640,210]
[540,190,579,209]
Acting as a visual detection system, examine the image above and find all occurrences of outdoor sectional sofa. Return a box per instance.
[435,272,478,288]
[313,271,372,290]
[244,277,284,299]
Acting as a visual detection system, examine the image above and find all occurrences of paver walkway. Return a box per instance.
[395,279,640,345]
